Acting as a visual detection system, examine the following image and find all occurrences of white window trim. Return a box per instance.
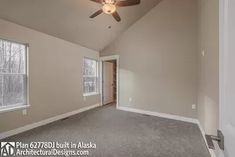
[0,104,30,113]
[83,92,99,97]
[83,57,99,97]
[0,40,30,113]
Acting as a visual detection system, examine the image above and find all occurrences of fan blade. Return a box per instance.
[90,0,103,3]
[112,11,121,22]
[90,9,103,18]
[116,0,140,7]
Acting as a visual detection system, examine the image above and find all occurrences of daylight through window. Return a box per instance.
[83,58,98,96]
[0,39,28,110]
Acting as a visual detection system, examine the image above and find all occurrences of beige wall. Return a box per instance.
[197,0,219,135]
[101,0,198,118]
[0,0,219,136]
[0,19,100,133]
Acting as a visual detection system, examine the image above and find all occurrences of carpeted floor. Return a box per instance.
[4,105,210,157]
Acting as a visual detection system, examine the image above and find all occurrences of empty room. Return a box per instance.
[0,0,234,157]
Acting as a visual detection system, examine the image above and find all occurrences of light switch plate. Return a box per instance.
[201,50,205,57]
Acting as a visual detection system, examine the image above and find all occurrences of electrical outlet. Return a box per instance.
[22,109,27,115]
[129,97,132,102]
[192,104,197,110]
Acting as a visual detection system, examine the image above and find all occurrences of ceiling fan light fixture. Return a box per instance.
[90,0,141,22]
[104,0,115,4]
[102,4,116,14]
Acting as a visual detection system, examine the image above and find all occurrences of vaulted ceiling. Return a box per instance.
[0,0,161,51]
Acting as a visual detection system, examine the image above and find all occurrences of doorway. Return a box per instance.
[219,0,235,156]
[100,55,119,107]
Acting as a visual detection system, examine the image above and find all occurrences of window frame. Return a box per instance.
[83,57,99,97]
[0,38,30,113]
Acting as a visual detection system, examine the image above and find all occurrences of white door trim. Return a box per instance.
[100,55,120,108]
[219,0,233,157]
[219,0,227,129]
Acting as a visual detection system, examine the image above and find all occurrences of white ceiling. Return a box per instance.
[0,0,162,51]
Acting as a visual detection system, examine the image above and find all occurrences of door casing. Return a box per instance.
[100,55,119,108]
[219,0,235,156]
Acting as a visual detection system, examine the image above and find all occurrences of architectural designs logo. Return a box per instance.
[0,142,15,156]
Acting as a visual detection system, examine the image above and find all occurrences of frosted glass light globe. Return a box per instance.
[102,4,116,14]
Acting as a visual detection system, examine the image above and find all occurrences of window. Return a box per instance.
[83,58,98,96]
[0,39,28,111]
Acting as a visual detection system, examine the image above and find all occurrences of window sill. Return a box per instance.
[83,92,99,97]
[0,104,30,114]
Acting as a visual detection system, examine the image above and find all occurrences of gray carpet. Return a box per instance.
[4,105,210,157]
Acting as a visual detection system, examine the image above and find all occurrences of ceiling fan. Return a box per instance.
[89,0,141,22]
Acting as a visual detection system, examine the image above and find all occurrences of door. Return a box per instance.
[220,0,235,156]
[103,62,114,105]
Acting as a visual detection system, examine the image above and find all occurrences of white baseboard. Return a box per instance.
[0,103,100,140]
[117,106,217,157]
[196,121,217,157]
[0,104,218,157]
[117,106,198,124]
